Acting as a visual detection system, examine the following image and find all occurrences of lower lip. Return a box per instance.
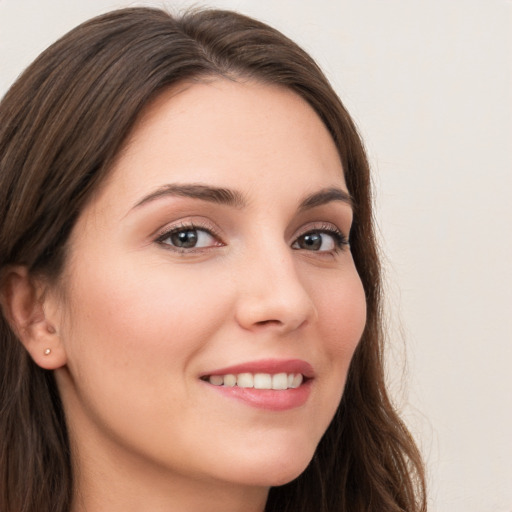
[202,380,313,411]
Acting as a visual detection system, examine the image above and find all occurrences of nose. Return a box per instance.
[233,244,317,335]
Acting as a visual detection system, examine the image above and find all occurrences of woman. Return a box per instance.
[0,7,426,512]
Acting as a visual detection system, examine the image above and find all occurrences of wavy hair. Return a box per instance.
[0,7,426,512]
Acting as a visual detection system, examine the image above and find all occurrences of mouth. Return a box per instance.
[199,359,314,411]
[200,372,306,390]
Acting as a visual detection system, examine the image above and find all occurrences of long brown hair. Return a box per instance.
[0,8,426,512]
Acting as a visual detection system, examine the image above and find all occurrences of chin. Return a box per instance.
[221,442,316,488]
[265,463,311,487]
[250,461,312,488]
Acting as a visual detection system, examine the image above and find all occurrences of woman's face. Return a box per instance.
[53,80,366,493]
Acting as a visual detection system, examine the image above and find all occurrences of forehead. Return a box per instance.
[94,79,347,214]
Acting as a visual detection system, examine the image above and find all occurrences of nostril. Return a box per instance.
[255,319,281,327]
[253,318,309,332]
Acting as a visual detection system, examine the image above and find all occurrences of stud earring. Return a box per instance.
[44,348,51,355]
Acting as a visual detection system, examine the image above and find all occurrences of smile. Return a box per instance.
[202,372,304,390]
[200,359,314,411]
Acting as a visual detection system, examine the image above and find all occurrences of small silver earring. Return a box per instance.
[44,348,51,355]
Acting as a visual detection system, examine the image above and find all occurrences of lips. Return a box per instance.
[201,358,314,379]
[200,359,314,411]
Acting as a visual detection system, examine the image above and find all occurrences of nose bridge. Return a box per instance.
[234,235,316,333]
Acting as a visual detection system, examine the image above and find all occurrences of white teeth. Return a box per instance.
[291,374,303,389]
[206,372,304,390]
[237,373,254,388]
[209,375,224,386]
[223,374,236,387]
[254,373,272,389]
[272,373,288,390]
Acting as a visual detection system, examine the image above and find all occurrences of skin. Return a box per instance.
[15,80,367,511]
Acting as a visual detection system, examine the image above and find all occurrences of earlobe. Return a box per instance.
[0,266,67,370]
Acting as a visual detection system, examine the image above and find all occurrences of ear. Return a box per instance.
[0,266,67,370]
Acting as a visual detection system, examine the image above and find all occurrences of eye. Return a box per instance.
[292,227,348,252]
[157,224,222,251]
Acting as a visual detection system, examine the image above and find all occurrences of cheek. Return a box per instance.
[61,254,233,392]
[315,269,367,355]
[310,266,367,411]
[57,255,239,456]
[294,260,366,410]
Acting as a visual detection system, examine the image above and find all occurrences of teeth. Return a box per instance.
[237,373,254,388]
[223,374,236,387]
[254,373,272,389]
[206,372,305,390]
[291,374,303,389]
[272,373,288,390]
[209,375,224,386]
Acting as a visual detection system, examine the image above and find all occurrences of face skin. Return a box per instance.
[46,79,367,512]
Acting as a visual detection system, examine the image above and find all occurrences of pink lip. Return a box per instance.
[201,358,315,379]
[200,358,314,412]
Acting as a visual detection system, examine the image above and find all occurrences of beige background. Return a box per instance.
[1,1,511,510]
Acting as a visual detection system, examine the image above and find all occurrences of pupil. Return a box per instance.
[302,233,321,250]
[171,229,197,248]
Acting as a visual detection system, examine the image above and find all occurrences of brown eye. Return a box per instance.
[170,229,199,248]
[292,229,348,252]
[158,226,220,250]
[297,233,323,251]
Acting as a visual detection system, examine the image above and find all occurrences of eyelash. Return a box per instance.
[155,222,349,254]
[293,223,349,253]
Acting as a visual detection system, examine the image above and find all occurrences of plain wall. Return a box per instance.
[1,1,511,510]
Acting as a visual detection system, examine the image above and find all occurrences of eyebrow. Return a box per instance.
[131,183,353,212]
[132,183,246,210]
[298,187,354,211]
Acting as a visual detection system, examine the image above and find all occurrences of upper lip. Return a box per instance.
[200,358,315,379]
